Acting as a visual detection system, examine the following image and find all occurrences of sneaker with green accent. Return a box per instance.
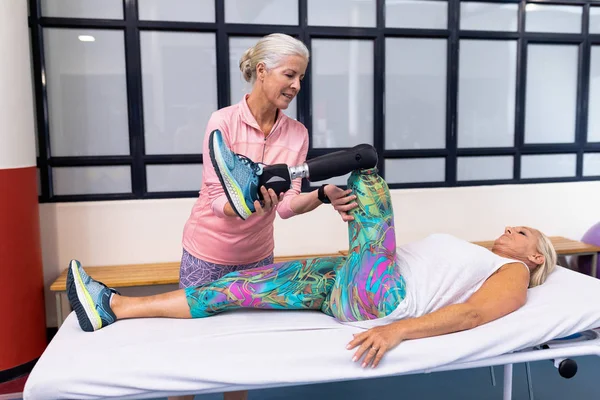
[66,260,119,332]
[208,129,264,220]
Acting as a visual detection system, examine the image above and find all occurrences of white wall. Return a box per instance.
[0,0,36,170]
[41,180,600,327]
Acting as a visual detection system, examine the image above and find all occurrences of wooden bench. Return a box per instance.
[50,237,600,327]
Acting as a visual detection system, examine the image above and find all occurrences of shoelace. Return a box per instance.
[237,154,264,175]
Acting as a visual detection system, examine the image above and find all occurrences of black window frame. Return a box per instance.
[29,0,600,203]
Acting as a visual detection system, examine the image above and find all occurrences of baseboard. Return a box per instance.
[0,359,37,384]
[46,327,57,343]
[0,328,58,384]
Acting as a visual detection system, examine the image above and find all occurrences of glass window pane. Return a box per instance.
[521,154,576,179]
[386,38,447,149]
[225,0,298,25]
[53,166,131,195]
[312,39,373,148]
[140,32,217,155]
[584,153,600,177]
[385,158,445,183]
[44,29,129,157]
[591,7,600,34]
[386,0,447,29]
[138,0,215,22]
[229,37,297,120]
[525,45,578,144]
[460,2,518,31]
[41,0,123,19]
[589,46,600,143]
[458,40,517,148]
[525,4,582,34]
[308,0,376,27]
[457,156,513,181]
[229,37,256,104]
[146,164,203,192]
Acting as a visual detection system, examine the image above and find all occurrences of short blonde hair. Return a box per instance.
[529,230,557,288]
[239,33,309,84]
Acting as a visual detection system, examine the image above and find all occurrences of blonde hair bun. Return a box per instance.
[239,47,255,83]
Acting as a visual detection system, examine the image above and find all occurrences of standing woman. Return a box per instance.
[174,33,357,400]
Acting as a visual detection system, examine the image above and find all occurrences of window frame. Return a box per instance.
[29,0,600,203]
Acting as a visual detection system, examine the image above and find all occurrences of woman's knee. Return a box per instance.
[348,168,389,200]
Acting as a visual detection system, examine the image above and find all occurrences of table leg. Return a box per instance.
[503,364,513,400]
[591,253,598,279]
[55,291,71,327]
[56,292,63,328]
[525,362,535,400]
[557,255,568,270]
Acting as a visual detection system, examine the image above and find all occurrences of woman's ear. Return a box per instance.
[528,252,545,267]
[256,62,266,81]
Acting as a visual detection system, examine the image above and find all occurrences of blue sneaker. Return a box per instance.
[208,129,264,220]
[66,260,119,332]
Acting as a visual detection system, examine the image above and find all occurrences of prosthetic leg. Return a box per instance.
[208,129,378,219]
[258,144,379,197]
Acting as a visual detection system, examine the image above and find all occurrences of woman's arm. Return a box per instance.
[223,203,238,217]
[276,132,356,220]
[347,262,530,368]
[288,189,322,215]
[285,185,357,219]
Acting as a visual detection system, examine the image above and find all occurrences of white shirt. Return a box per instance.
[342,234,527,329]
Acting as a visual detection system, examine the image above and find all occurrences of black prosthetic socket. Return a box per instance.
[306,144,378,182]
[257,163,292,200]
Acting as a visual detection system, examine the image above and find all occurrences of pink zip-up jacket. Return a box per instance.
[182,95,309,265]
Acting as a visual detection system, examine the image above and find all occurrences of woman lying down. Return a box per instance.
[66,166,557,369]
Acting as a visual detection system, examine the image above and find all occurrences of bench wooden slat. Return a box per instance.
[49,253,343,292]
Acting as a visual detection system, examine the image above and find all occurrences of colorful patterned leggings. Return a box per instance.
[185,168,406,322]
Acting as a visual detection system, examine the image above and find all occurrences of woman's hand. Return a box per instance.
[251,187,282,217]
[323,185,358,222]
[346,324,405,368]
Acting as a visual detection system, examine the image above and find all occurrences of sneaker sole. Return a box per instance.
[67,261,102,332]
[208,130,252,220]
